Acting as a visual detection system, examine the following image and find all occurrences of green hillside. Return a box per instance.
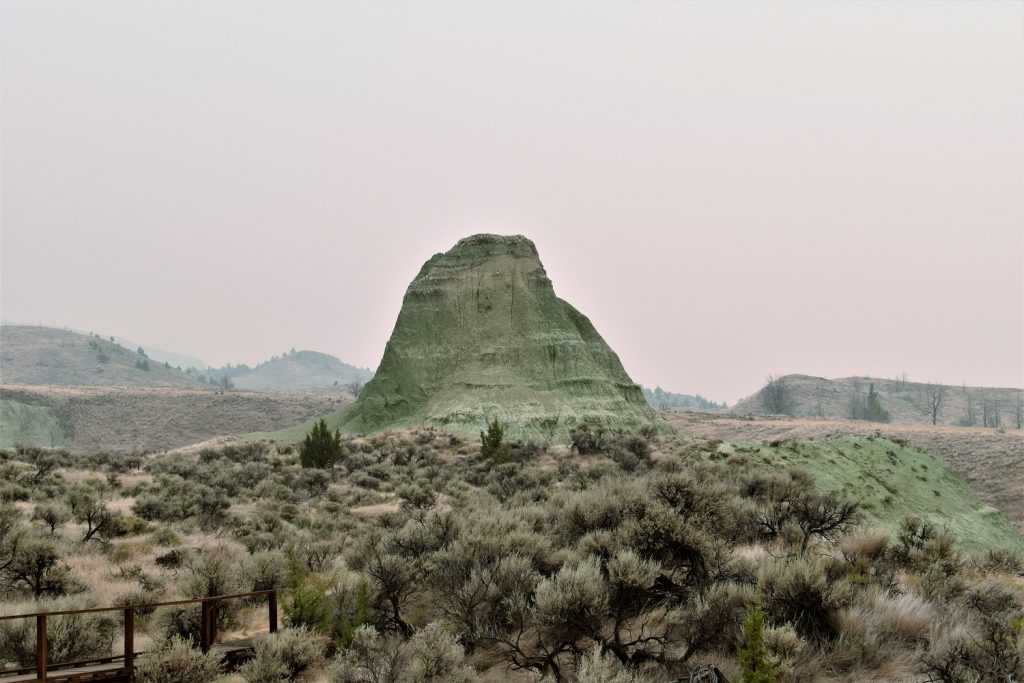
[0,397,67,448]
[718,435,1024,555]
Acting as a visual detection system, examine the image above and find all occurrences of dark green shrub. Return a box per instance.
[286,567,333,632]
[570,421,612,454]
[300,419,344,469]
[738,608,779,683]
[479,419,505,459]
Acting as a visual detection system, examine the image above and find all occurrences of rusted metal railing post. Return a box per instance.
[268,590,277,633]
[124,608,135,671]
[36,614,47,680]
[200,600,211,653]
[209,599,218,647]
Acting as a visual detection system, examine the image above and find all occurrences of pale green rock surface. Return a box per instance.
[319,234,666,439]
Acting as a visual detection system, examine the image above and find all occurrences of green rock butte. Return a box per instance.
[329,234,665,438]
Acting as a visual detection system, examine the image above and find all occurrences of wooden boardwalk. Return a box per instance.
[0,591,276,682]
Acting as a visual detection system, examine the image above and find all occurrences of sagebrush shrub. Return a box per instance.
[239,626,329,682]
[134,636,222,683]
[758,558,849,641]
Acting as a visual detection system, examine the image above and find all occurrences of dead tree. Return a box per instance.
[762,375,795,415]
[924,383,946,426]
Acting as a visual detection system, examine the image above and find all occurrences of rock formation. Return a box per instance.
[331,234,665,438]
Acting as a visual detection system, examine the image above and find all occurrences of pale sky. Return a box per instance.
[2,1,1022,403]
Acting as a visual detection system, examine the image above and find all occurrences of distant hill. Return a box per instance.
[112,335,204,371]
[0,325,207,388]
[205,350,374,391]
[642,386,726,411]
[732,374,1023,427]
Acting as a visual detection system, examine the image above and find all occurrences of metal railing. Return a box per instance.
[0,589,277,680]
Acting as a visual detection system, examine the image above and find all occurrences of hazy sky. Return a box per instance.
[2,1,1022,402]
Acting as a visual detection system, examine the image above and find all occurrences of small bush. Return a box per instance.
[576,644,650,682]
[32,503,70,534]
[239,626,329,682]
[330,623,478,683]
[112,588,161,618]
[151,526,181,547]
[286,571,332,632]
[5,536,70,597]
[571,421,612,454]
[154,604,203,644]
[105,514,151,537]
[982,548,1023,574]
[758,558,848,641]
[737,609,779,683]
[134,636,223,683]
[243,550,290,593]
[479,419,506,459]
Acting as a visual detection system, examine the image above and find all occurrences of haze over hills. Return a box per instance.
[111,335,205,371]
[641,386,726,411]
[1,324,375,393]
[204,350,373,391]
[733,373,1023,427]
[288,234,665,440]
[0,324,206,388]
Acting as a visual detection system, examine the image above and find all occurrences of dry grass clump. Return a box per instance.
[839,530,889,562]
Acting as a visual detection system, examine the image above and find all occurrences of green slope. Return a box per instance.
[719,436,1024,555]
[0,398,67,449]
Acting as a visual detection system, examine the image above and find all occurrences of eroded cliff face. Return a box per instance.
[334,234,664,438]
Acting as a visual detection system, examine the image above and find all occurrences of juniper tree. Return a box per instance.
[300,418,344,469]
[480,419,505,459]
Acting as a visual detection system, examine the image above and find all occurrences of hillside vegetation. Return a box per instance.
[206,350,373,391]
[0,325,205,388]
[1,427,1021,682]
[733,374,1023,427]
[666,412,1024,534]
[717,436,1023,554]
[0,385,348,453]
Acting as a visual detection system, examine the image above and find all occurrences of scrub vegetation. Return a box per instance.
[1,426,1022,682]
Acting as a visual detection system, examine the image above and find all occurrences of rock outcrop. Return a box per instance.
[331,234,665,438]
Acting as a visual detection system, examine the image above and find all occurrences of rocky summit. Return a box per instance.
[331,234,665,438]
